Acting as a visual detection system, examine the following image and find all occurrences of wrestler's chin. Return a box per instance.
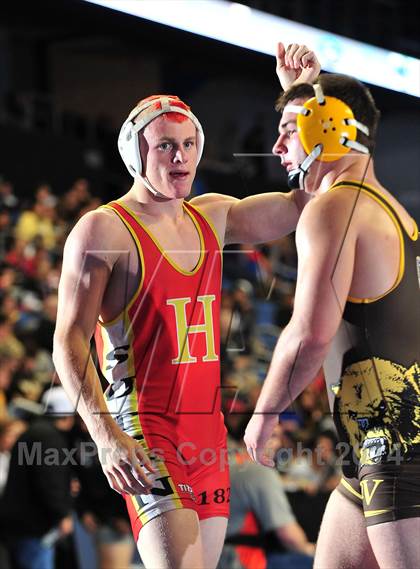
[168,177,194,199]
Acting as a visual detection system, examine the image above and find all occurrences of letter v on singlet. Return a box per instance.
[360,479,384,506]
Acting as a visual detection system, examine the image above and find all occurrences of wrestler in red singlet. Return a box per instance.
[95,199,229,541]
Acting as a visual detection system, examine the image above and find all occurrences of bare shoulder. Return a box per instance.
[64,208,125,270]
[66,208,121,246]
[304,187,359,216]
[189,192,238,211]
[297,188,359,239]
[189,193,238,246]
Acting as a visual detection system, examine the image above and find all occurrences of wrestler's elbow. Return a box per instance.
[53,323,90,366]
[301,331,332,353]
[288,318,333,354]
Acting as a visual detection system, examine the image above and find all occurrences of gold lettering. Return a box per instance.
[167,295,218,364]
[360,479,384,506]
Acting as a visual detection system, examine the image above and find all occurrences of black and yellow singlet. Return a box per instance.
[324,180,420,478]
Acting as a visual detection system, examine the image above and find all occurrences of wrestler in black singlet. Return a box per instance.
[324,180,420,525]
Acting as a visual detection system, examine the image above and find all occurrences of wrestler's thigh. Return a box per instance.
[368,517,420,569]
[314,489,379,569]
[138,508,204,569]
[200,516,228,569]
[192,458,229,569]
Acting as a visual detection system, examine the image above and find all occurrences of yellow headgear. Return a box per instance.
[284,84,370,189]
[299,96,357,162]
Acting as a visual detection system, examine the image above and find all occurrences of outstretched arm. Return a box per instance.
[244,192,357,465]
[191,189,310,246]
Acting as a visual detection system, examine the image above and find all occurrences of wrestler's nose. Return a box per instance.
[272,133,287,156]
[173,147,187,163]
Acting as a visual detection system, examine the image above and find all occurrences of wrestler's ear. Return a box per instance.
[138,130,149,177]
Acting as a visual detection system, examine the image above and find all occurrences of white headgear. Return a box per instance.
[118,95,205,196]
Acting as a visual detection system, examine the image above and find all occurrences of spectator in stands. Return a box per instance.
[0,180,19,219]
[0,386,75,569]
[14,201,57,251]
[6,236,52,281]
[310,431,341,494]
[0,418,27,495]
[0,290,20,325]
[56,178,92,225]
[75,420,135,569]
[294,378,335,442]
[0,264,19,298]
[0,313,25,361]
[77,195,103,218]
[34,293,58,353]
[280,430,340,496]
[223,243,264,287]
[0,206,13,250]
[0,353,21,418]
[34,183,57,209]
[220,428,315,569]
[230,279,256,355]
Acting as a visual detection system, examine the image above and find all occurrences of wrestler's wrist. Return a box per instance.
[89,414,121,446]
[304,542,316,556]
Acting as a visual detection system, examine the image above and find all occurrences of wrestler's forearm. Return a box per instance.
[255,322,327,414]
[53,328,118,442]
[227,192,299,244]
[277,522,315,555]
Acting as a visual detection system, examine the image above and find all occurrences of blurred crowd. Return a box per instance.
[0,175,341,568]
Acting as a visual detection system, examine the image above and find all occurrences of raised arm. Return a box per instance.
[276,42,321,91]
[53,210,154,494]
[244,191,358,465]
[190,43,320,245]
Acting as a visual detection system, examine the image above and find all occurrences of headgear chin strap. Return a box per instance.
[118,95,205,198]
[287,144,322,190]
[284,84,370,190]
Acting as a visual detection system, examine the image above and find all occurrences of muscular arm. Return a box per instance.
[225,191,310,245]
[53,211,154,493]
[245,192,358,462]
[53,210,120,440]
[257,193,356,411]
[191,190,310,246]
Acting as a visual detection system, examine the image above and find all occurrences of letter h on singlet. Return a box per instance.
[166,295,218,364]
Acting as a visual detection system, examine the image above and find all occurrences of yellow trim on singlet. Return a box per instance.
[328,180,416,304]
[344,180,419,241]
[186,201,223,251]
[96,204,146,328]
[340,477,363,501]
[364,509,390,518]
[186,200,224,283]
[115,201,205,276]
